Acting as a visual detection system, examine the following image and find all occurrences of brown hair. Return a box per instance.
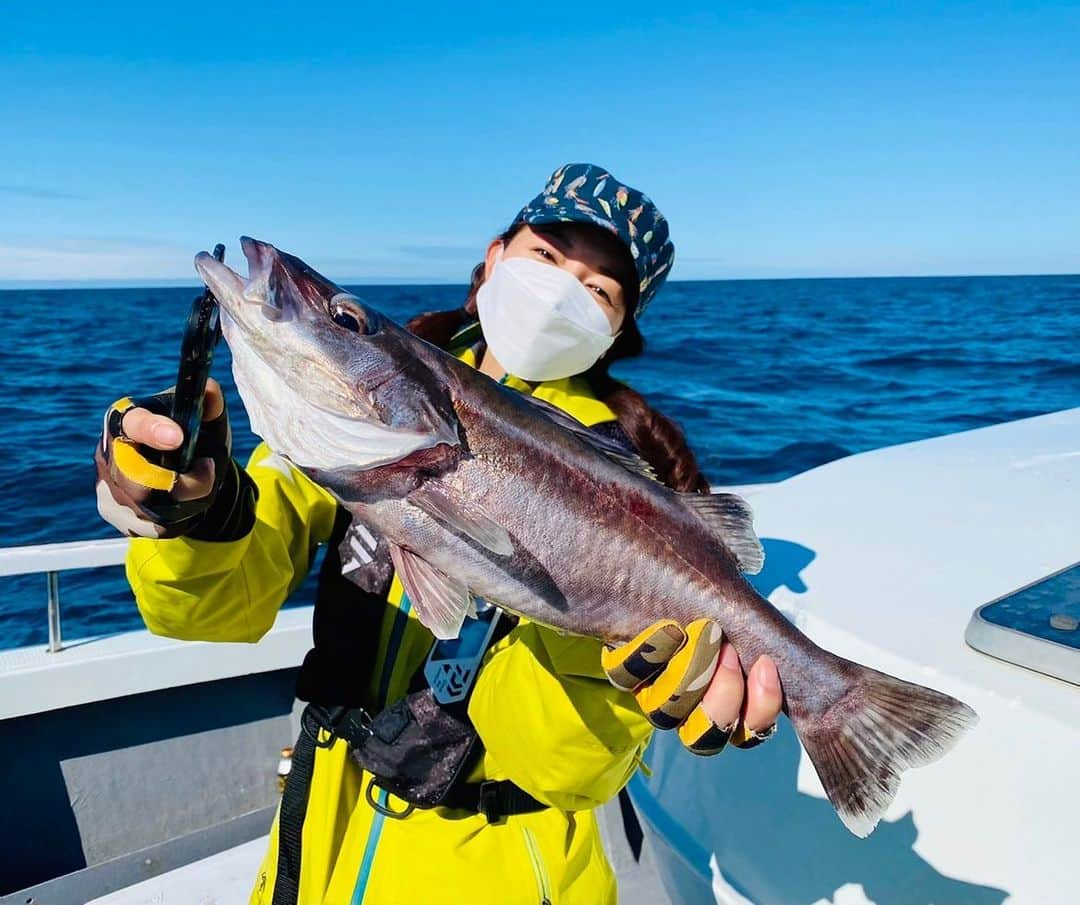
[405,223,710,494]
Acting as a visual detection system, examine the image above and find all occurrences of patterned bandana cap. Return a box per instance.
[515,163,675,316]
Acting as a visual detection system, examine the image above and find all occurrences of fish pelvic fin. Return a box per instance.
[388,544,471,640]
[792,663,978,837]
[682,492,765,574]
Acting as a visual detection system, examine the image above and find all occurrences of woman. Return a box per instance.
[96,163,782,904]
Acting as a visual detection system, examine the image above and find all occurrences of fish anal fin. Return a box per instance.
[408,482,514,556]
[683,492,765,574]
[388,544,471,640]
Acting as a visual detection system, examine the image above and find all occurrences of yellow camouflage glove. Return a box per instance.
[94,390,253,540]
[602,619,775,756]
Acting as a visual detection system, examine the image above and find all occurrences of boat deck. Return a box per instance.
[88,837,266,905]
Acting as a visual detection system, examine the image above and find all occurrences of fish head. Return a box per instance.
[194,237,458,476]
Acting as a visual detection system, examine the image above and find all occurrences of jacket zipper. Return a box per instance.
[522,826,553,905]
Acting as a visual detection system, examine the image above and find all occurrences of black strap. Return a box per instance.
[273,706,353,905]
[617,787,644,862]
[272,713,315,904]
[441,779,548,823]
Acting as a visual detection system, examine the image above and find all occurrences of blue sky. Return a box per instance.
[1,2,1077,285]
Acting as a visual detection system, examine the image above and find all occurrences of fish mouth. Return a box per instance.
[191,237,454,474]
[194,244,245,310]
[195,236,345,323]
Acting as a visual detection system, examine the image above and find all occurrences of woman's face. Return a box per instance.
[483,223,632,334]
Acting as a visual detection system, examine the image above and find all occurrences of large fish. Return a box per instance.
[196,237,977,837]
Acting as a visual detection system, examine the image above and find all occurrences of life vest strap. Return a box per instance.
[272,712,318,905]
[442,779,548,823]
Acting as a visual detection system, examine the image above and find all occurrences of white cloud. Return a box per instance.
[0,235,482,286]
[0,237,200,282]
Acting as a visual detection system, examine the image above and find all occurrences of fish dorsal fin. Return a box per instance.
[599,446,659,482]
[520,393,658,482]
[408,482,514,556]
[682,492,765,574]
[388,544,471,639]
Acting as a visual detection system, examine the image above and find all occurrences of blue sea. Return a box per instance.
[2,275,1078,649]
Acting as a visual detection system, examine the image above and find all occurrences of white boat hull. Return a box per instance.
[632,408,1080,905]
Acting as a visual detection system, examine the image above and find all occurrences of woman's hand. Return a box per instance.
[602,619,783,755]
[94,379,230,538]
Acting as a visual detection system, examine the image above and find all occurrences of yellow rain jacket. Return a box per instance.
[126,347,654,905]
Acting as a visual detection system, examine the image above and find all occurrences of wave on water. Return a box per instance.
[1040,361,1080,379]
[857,352,981,371]
[706,441,854,486]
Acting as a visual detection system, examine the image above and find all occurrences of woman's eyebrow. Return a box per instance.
[535,228,622,282]
[534,227,570,252]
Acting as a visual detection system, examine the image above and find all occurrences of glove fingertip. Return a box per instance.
[679,706,736,757]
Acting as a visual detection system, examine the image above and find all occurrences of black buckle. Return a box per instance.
[338,707,375,747]
[478,781,503,823]
[301,704,372,749]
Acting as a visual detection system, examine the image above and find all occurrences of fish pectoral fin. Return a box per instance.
[681,492,765,574]
[388,544,471,640]
[408,483,514,557]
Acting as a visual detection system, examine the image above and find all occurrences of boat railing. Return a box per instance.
[0,537,128,653]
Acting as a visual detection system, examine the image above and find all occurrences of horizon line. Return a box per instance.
[1,270,1077,292]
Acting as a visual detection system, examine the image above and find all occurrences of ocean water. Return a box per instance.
[2,275,1078,649]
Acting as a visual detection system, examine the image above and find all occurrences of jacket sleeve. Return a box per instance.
[126,443,339,642]
[468,620,654,811]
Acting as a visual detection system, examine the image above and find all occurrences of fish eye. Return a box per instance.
[333,309,361,332]
[329,294,367,333]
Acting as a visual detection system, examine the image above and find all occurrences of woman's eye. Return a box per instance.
[533,247,554,261]
[589,285,612,304]
[333,309,361,332]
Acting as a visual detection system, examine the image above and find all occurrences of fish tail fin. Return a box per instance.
[790,661,977,837]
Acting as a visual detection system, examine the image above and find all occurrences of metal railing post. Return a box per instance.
[47,570,62,653]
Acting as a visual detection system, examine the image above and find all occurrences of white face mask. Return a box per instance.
[475,253,617,382]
